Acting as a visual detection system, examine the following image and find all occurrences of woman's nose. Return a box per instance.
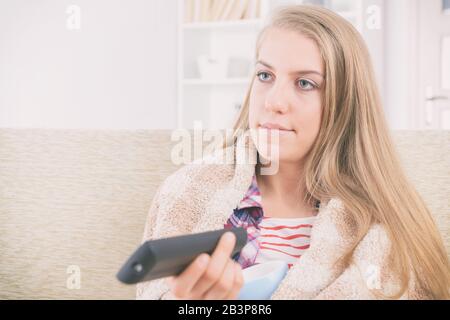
[264,82,290,114]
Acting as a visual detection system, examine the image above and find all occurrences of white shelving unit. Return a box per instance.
[177,0,271,130]
[176,0,375,130]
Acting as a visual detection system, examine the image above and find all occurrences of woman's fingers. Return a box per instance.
[203,257,236,299]
[190,232,236,296]
[224,262,245,300]
[169,253,210,299]
[167,231,241,300]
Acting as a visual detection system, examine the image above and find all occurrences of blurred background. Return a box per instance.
[1,0,449,131]
[0,0,449,300]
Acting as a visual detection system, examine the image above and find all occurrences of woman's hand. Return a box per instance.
[165,231,244,300]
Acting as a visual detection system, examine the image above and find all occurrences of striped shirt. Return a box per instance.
[255,215,315,268]
[224,175,319,270]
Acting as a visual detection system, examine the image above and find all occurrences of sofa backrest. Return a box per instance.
[0,129,448,299]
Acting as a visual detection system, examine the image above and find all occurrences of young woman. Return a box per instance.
[136,5,450,300]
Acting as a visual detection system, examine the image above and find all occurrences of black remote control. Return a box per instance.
[116,227,247,284]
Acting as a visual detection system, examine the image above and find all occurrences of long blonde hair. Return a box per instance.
[225,5,450,299]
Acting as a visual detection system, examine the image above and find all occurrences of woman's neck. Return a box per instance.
[255,160,318,217]
[256,161,304,197]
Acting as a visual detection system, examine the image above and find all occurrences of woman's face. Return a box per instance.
[249,27,324,165]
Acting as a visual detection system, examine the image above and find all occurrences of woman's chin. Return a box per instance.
[258,150,292,164]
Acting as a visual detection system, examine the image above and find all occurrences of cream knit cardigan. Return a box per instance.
[136,134,426,300]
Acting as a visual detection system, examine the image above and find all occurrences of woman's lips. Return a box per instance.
[259,122,295,132]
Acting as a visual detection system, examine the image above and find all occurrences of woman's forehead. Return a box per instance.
[258,27,324,75]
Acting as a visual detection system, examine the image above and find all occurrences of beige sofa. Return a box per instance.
[0,129,448,299]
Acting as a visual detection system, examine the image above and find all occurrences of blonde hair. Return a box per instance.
[225,5,450,299]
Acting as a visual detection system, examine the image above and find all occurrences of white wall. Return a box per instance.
[0,0,177,129]
[383,0,418,130]
[0,0,424,130]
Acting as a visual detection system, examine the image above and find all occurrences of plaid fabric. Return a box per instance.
[224,175,263,269]
[224,175,320,270]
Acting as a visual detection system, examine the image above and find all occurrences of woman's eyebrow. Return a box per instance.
[255,60,324,78]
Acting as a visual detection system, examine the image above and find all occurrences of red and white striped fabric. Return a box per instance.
[225,175,320,270]
[254,215,316,269]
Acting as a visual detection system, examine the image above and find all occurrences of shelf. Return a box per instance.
[183,77,251,86]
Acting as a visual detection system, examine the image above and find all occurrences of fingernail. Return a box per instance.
[223,232,235,243]
[197,254,209,267]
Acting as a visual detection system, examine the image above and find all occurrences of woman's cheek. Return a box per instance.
[296,116,321,158]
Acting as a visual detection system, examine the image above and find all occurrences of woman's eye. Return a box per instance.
[256,71,271,82]
[297,79,316,90]
[257,72,317,91]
